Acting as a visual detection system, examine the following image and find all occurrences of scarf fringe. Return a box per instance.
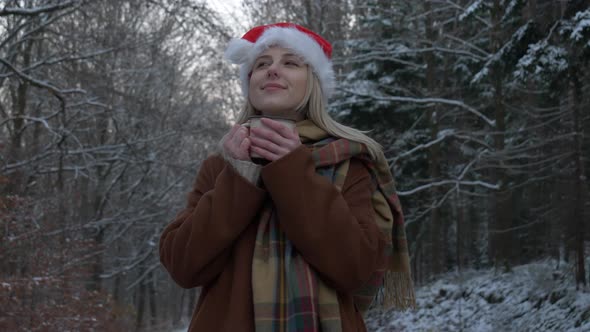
[382,271,416,310]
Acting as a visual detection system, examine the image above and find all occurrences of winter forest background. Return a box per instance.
[1,0,589,331]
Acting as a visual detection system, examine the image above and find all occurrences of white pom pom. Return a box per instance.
[224,38,253,64]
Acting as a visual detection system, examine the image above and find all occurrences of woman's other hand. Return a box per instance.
[222,124,251,160]
[249,118,301,162]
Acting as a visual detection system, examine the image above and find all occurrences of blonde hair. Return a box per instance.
[236,66,382,159]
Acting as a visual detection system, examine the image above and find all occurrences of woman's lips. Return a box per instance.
[262,83,286,90]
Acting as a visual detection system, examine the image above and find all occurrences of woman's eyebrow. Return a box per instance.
[254,53,302,61]
[254,55,272,61]
[283,53,303,61]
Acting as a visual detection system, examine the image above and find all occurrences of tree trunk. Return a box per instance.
[136,280,146,331]
[456,191,466,272]
[6,39,33,194]
[187,288,198,321]
[570,67,587,287]
[174,288,186,327]
[489,0,513,270]
[148,270,158,327]
[424,1,443,276]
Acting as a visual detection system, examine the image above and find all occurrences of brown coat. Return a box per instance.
[159,145,387,331]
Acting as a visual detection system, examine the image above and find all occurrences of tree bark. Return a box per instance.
[187,288,198,322]
[424,0,444,276]
[136,280,145,331]
[6,39,33,194]
[490,0,513,270]
[148,270,158,327]
[570,66,587,287]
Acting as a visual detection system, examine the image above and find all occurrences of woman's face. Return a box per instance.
[248,47,308,119]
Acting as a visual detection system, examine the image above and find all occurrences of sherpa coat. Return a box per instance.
[159,144,388,332]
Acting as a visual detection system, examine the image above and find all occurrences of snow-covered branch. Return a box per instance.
[341,88,496,127]
[397,179,499,196]
[0,1,76,16]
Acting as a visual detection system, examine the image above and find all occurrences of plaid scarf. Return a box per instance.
[252,120,415,332]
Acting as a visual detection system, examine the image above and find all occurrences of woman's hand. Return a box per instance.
[249,118,301,162]
[222,124,251,160]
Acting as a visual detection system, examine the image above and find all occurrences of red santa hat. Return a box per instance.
[224,22,335,101]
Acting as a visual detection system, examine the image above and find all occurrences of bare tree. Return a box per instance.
[1,0,236,330]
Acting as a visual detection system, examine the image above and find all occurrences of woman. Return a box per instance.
[159,23,415,332]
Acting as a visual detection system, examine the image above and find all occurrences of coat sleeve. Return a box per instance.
[260,146,387,293]
[159,155,267,288]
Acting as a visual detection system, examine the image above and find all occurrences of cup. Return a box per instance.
[245,115,296,164]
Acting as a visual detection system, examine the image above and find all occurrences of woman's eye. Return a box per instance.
[256,62,269,68]
[285,61,299,66]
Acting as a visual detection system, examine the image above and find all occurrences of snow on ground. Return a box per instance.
[167,260,590,331]
[365,260,590,332]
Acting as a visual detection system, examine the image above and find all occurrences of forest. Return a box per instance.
[1,0,588,331]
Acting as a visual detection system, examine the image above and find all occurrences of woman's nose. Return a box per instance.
[267,64,279,78]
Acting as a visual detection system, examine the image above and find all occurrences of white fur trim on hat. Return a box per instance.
[224,38,253,64]
[224,26,335,101]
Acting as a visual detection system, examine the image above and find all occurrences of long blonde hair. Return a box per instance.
[236,66,382,159]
